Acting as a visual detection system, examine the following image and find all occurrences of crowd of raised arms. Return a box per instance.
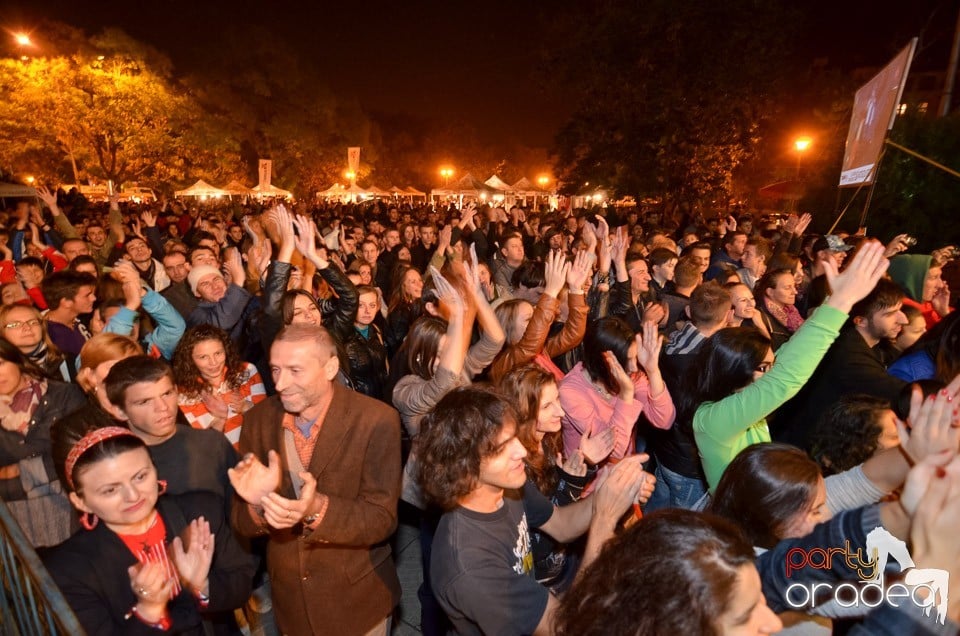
[1,185,960,635]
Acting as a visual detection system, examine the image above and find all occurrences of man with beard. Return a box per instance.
[772,278,908,451]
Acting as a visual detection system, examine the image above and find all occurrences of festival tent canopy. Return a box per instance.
[403,186,426,197]
[0,183,38,198]
[220,180,253,196]
[512,177,545,194]
[484,175,513,191]
[366,185,391,196]
[174,180,228,198]
[758,180,805,201]
[431,173,499,198]
[251,183,293,199]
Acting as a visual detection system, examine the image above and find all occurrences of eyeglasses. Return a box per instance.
[4,319,41,330]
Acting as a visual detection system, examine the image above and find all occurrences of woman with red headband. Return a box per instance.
[45,418,254,634]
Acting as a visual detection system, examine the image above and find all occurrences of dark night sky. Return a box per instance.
[2,0,955,150]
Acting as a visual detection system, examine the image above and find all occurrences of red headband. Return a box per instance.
[65,426,139,490]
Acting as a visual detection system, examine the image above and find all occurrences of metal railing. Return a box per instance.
[0,500,83,636]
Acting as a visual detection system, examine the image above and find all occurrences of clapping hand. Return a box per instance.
[635,321,663,373]
[566,249,592,292]
[260,471,318,529]
[128,560,176,621]
[543,249,570,298]
[898,376,960,470]
[171,517,214,595]
[603,351,635,401]
[430,266,464,317]
[292,215,327,269]
[228,450,281,506]
[579,427,615,466]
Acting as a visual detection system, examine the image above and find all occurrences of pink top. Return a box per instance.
[559,361,675,461]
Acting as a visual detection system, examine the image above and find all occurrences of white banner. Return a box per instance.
[258,159,272,189]
[347,147,360,174]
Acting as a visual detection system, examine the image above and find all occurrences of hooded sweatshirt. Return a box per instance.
[888,254,942,329]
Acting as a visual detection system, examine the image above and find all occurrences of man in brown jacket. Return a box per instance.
[230,324,402,635]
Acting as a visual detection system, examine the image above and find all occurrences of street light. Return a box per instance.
[439,167,454,188]
[345,170,356,184]
[14,33,31,47]
[537,176,550,189]
[794,137,812,179]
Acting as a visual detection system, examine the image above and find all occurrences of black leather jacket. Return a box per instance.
[344,323,389,402]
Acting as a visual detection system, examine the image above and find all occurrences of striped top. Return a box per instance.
[178,362,266,449]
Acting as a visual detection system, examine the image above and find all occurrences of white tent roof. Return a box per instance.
[220,180,252,195]
[366,185,391,196]
[251,183,293,199]
[484,175,512,191]
[403,186,426,196]
[512,177,538,192]
[0,183,38,198]
[175,180,227,197]
[317,183,347,197]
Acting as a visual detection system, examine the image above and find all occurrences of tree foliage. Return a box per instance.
[0,25,241,188]
[546,0,800,210]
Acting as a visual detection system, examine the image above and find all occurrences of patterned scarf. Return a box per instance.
[763,297,804,333]
[0,377,47,435]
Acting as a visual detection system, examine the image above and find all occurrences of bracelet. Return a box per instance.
[194,590,210,609]
[126,605,172,630]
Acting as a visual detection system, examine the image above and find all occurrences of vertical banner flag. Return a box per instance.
[348,147,361,176]
[839,39,917,187]
[258,159,272,189]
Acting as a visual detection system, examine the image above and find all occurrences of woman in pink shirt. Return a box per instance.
[559,319,674,463]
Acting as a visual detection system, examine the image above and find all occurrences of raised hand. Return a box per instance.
[823,240,889,314]
[543,249,570,298]
[224,247,245,286]
[794,213,812,235]
[260,471,319,529]
[462,244,484,300]
[635,321,663,373]
[228,450,281,506]
[566,249,592,291]
[292,215,327,269]
[36,185,58,213]
[898,376,960,467]
[201,392,230,424]
[430,266,464,317]
[884,233,911,258]
[242,216,260,247]
[932,282,951,319]
[141,210,157,228]
[579,427,615,466]
[604,351,635,402]
[170,517,214,595]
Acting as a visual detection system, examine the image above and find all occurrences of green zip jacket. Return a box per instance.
[694,304,848,491]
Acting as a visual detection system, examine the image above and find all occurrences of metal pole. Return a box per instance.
[857,148,887,229]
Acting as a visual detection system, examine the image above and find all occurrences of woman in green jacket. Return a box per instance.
[683,241,890,491]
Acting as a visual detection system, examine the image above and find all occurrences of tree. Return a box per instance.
[0,24,240,188]
[545,1,800,213]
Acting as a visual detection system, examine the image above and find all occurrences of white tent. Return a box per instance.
[317,183,348,198]
[484,175,513,192]
[174,180,228,198]
[220,180,253,196]
[366,185,391,197]
[251,183,293,200]
[431,173,499,200]
[403,186,427,198]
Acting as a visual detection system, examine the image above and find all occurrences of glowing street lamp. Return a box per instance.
[345,170,356,185]
[25,176,35,184]
[794,137,812,179]
[439,167,454,188]
[537,176,550,190]
[14,33,31,47]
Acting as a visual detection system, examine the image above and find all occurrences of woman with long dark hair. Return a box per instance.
[686,242,889,491]
[559,318,674,463]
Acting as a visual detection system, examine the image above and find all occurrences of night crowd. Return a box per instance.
[1,185,959,635]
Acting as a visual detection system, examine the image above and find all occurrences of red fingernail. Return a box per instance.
[936,467,947,478]
[941,389,950,397]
